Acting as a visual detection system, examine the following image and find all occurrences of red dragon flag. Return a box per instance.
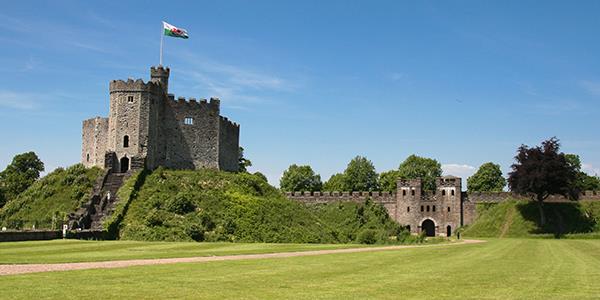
[163,21,189,39]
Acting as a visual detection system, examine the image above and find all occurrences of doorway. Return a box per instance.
[421,219,435,237]
[120,157,129,173]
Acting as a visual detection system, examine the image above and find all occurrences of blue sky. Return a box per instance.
[1,1,599,189]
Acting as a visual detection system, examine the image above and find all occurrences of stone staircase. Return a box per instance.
[68,170,130,230]
[89,173,127,230]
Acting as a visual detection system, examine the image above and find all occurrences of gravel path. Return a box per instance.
[0,239,484,276]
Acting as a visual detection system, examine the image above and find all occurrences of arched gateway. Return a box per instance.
[421,219,436,237]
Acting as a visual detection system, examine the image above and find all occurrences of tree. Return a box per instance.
[379,170,400,192]
[280,164,322,192]
[508,138,578,226]
[467,162,506,192]
[238,147,252,172]
[566,154,600,191]
[397,155,442,191]
[343,156,379,191]
[0,151,45,207]
[322,173,347,191]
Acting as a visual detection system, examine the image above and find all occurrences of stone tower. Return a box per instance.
[396,176,462,237]
[82,66,240,173]
[150,66,169,93]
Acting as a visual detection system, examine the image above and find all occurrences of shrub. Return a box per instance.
[166,193,196,215]
[357,229,385,244]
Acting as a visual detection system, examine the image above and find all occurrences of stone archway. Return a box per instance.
[421,219,435,237]
[120,156,130,173]
[446,225,452,237]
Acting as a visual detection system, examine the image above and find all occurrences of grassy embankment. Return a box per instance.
[114,168,414,244]
[1,238,600,299]
[0,165,102,229]
[1,166,420,244]
[463,199,600,238]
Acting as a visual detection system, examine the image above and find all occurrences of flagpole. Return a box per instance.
[159,22,164,66]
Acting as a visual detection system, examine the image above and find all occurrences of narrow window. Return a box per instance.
[447,206,451,212]
[442,190,446,196]
[123,135,129,148]
[184,117,194,125]
[451,190,455,196]
[433,205,436,212]
[407,206,410,212]
[127,96,134,103]
[86,153,90,162]
[426,205,430,212]
[411,190,415,196]
[421,205,424,212]
[402,190,406,196]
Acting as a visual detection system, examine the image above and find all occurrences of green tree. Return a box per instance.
[467,162,506,192]
[322,173,347,191]
[379,170,400,192]
[0,152,44,207]
[397,155,442,191]
[238,147,252,173]
[508,138,578,226]
[343,156,379,191]
[566,154,600,191]
[279,164,322,192]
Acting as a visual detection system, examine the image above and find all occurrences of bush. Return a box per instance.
[356,229,385,244]
[166,193,196,215]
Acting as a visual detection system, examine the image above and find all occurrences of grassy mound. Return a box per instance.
[0,164,102,230]
[463,199,600,238]
[116,168,412,244]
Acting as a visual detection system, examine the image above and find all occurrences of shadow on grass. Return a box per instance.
[516,202,596,238]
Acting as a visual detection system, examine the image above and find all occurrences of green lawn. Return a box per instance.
[2,238,600,299]
[0,240,366,264]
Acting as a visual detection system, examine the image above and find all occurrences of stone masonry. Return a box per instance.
[287,176,600,237]
[81,66,240,173]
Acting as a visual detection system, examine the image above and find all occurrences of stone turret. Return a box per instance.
[150,66,170,93]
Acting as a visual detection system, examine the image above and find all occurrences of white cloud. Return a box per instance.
[582,163,600,176]
[175,53,298,109]
[580,80,600,96]
[389,72,405,81]
[442,164,476,178]
[0,90,39,110]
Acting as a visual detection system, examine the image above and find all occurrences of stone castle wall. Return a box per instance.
[219,116,240,171]
[286,191,397,219]
[161,96,221,170]
[82,117,108,168]
[286,177,600,236]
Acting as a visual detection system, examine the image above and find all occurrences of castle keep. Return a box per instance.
[81,66,240,173]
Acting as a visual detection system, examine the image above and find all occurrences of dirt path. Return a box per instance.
[0,240,484,276]
[499,207,515,238]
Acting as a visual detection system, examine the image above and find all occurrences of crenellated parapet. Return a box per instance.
[220,116,240,128]
[286,191,396,204]
[167,96,220,112]
[109,79,162,94]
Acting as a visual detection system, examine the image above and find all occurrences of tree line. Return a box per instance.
[280,138,600,195]
[280,137,600,226]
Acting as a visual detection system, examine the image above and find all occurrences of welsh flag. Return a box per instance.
[163,21,189,39]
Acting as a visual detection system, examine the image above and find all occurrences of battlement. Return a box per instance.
[167,96,221,111]
[109,78,162,93]
[397,178,422,187]
[285,190,396,204]
[150,65,170,76]
[220,116,240,128]
[436,176,462,187]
